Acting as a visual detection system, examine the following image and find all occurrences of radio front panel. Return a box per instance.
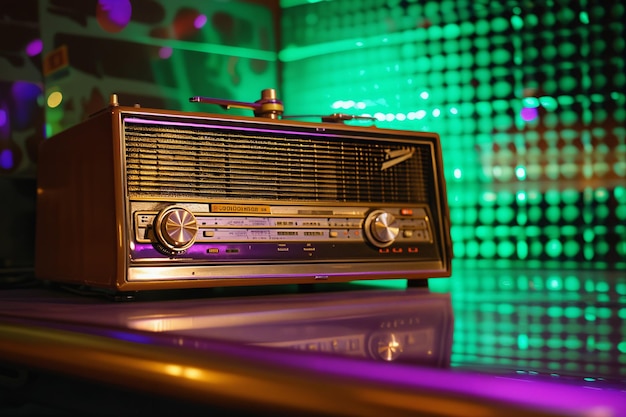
[35,95,452,293]
[130,203,437,263]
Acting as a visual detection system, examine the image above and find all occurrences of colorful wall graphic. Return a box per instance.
[0,0,278,276]
[39,0,278,135]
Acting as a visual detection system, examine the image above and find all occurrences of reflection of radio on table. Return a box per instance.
[123,287,453,367]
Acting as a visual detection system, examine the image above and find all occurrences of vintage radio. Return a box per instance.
[35,89,452,294]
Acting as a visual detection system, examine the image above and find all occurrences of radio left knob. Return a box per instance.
[154,206,198,253]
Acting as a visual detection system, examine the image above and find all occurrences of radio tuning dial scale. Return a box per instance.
[154,206,404,252]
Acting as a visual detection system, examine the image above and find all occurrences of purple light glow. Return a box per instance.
[26,39,43,56]
[97,0,132,33]
[99,0,132,25]
[279,351,626,417]
[158,47,173,59]
[11,81,41,101]
[11,81,43,129]
[520,107,538,121]
[0,104,9,137]
[194,14,208,29]
[105,323,626,417]
[1,149,13,170]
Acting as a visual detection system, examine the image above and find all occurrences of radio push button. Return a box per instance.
[364,210,400,248]
[154,206,198,253]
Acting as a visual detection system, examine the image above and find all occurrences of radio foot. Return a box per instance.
[406,279,429,289]
[297,284,317,293]
[53,284,137,302]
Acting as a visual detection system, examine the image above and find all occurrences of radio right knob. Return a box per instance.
[372,333,403,361]
[365,210,400,247]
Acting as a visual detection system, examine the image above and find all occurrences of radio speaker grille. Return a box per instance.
[123,119,433,203]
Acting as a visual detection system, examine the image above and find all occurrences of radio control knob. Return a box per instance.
[154,206,198,253]
[371,333,403,361]
[365,210,399,247]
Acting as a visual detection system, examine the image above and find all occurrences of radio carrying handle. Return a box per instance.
[190,88,284,119]
[190,88,377,124]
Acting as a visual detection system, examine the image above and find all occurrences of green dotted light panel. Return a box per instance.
[447,269,626,382]
[279,0,625,270]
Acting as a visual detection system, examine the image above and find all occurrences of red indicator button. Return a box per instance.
[400,208,413,216]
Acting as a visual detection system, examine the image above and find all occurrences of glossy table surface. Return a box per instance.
[0,266,624,416]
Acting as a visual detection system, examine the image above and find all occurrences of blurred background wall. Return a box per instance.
[0,0,280,280]
[0,0,42,282]
[280,0,625,273]
[2,0,623,277]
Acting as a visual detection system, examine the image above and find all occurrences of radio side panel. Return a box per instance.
[35,111,122,288]
[432,137,453,275]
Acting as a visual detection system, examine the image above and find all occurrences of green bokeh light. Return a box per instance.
[281,0,625,271]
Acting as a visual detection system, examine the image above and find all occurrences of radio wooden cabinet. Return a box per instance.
[35,91,452,295]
